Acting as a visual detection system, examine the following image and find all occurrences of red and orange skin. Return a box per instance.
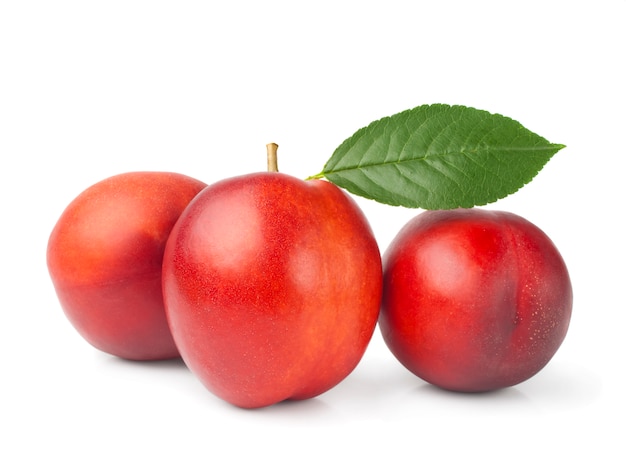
[163,173,382,408]
[47,172,207,360]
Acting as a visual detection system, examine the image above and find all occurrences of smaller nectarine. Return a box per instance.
[379,208,573,392]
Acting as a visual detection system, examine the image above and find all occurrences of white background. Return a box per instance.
[1,1,624,460]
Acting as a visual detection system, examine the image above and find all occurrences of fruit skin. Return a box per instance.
[162,172,382,408]
[47,172,207,360]
[379,208,573,392]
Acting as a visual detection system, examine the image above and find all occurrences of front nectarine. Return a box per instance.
[162,171,382,408]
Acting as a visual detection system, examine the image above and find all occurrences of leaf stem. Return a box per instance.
[266,143,279,172]
[305,172,326,181]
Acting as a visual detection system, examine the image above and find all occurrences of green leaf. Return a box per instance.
[310,104,565,209]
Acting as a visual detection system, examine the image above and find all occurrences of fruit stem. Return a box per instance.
[267,143,279,172]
